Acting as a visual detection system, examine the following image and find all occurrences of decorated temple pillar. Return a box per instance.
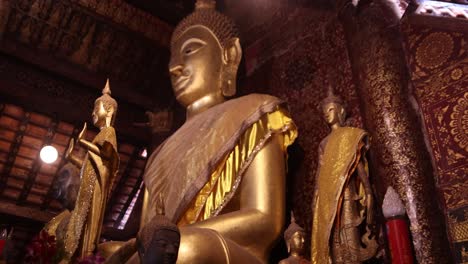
[337,1,452,262]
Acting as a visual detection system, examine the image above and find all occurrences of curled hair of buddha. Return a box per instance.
[320,85,345,109]
[137,215,180,252]
[284,212,305,241]
[137,194,179,252]
[171,0,239,49]
[96,79,118,113]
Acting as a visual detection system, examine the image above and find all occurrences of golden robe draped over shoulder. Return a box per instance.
[311,127,369,264]
[64,127,119,259]
[143,94,297,224]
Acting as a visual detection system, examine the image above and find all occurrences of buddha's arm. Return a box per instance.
[76,123,112,159]
[188,134,286,247]
[78,138,114,160]
[65,139,83,168]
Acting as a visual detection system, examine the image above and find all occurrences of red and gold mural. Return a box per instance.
[402,20,468,263]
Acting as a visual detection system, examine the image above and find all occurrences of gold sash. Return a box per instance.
[311,127,368,264]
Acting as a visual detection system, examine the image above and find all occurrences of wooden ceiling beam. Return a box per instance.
[17,121,58,205]
[0,111,29,195]
[0,199,54,222]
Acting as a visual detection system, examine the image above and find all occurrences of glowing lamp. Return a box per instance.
[40,145,58,164]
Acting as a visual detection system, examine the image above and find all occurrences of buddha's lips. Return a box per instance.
[173,77,190,95]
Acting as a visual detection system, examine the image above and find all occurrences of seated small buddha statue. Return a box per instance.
[42,163,80,245]
[279,213,310,264]
[135,196,180,264]
[131,0,298,263]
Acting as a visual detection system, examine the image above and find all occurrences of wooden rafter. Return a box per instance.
[0,200,54,222]
[0,111,30,195]
[17,120,58,204]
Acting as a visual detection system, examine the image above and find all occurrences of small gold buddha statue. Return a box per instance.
[61,79,120,262]
[311,87,377,264]
[279,213,310,264]
[129,0,298,263]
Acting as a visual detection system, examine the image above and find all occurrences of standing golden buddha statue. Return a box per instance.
[311,88,377,263]
[135,0,297,263]
[62,79,120,262]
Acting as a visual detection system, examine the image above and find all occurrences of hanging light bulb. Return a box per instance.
[140,148,148,158]
[40,145,58,164]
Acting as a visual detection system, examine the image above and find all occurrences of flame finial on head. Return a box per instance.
[102,78,111,95]
[95,78,118,117]
[320,84,344,108]
[195,0,216,10]
[284,211,304,241]
[156,193,165,216]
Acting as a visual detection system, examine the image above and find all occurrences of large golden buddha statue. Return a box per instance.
[136,0,297,263]
[311,88,377,263]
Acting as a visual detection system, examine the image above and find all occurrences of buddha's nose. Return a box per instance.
[169,64,184,77]
[166,243,177,254]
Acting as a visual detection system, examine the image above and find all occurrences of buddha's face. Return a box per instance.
[169,26,224,107]
[140,229,180,264]
[289,231,305,254]
[92,100,114,128]
[322,102,345,126]
[92,100,108,128]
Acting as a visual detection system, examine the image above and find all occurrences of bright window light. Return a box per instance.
[118,182,144,230]
[40,145,58,164]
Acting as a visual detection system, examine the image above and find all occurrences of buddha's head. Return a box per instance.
[320,86,345,128]
[137,225,180,264]
[284,214,306,256]
[52,162,80,210]
[93,79,117,129]
[169,0,241,108]
[137,195,180,264]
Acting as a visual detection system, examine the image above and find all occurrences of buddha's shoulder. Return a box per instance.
[228,93,282,106]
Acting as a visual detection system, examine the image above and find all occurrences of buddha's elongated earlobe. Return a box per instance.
[222,37,242,97]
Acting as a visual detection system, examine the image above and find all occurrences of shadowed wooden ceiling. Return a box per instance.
[0,0,188,250]
[0,103,148,228]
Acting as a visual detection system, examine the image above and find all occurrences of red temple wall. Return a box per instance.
[401,18,468,263]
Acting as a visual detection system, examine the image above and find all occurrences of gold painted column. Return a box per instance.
[337,1,452,263]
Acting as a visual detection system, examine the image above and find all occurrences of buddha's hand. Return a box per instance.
[65,138,74,160]
[366,194,374,225]
[78,122,87,142]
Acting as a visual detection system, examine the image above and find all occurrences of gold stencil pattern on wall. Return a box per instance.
[449,213,468,243]
[450,92,468,152]
[451,68,464,81]
[416,32,454,69]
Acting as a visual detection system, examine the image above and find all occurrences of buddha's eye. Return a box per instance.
[181,39,206,56]
[183,43,203,55]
